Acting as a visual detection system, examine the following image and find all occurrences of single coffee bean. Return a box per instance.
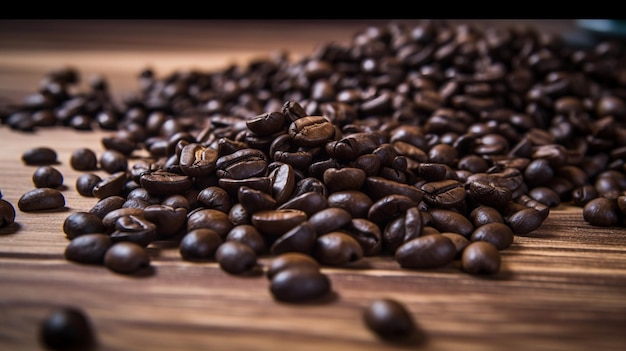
[64,233,112,264]
[395,234,457,269]
[288,115,336,147]
[215,241,258,275]
[18,188,65,212]
[270,221,317,256]
[39,306,95,351]
[179,143,219,177]
[70,147,98,171]
[365,176,424,203]
[143,204,187,239]
[505,207,544,235]
[461,241,501,275]
[101,136,136,156]
[583,197,620,227]
[89,195,125,219]
[0,198,17,227]
[383,207,424,254]
[277,191,328,217]
[266,252,320,280]
[32,166,64,188]
[76,173,102,197]
[251,209,308,237]
[63,211,105,240]
[313,231,364,266]
[179,228,223,261]
[363,298,415,341]
[22,146,58,165]
[470,222,514,250]
[343,218,382,256]
[140,171,192,196]
[323,167,366,193]
[367,194,417,226]
[326,190,373,219]
[421,179,466,209]
[228,202,250,226]
[100,149,128,174]
[246,111,286,136]
[308,207,352,236]
[468,206,504,227]
[92,171,128,199]
[110,215,157,247]
[101,207,144,233]
[226,224,267,255]
[238,186,277,214]
[269,163,296,205]
[427,208,474,237]
[186,208,233,238]
[269,266,331,302]
[104,241,150,274]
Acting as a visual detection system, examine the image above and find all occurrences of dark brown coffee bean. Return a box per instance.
[179,228,223,261]
[161,194,191,211]
[109,215,157,247]
[140,171,192,196]
[468,180,512,208]
[383,207,424,254]
[395,234,456,269]
[323,167,366,193]
[468,206,504,227]
[76,173,102,197]
[238,186,277,214]
[246,111,286,136]
[505,207,544,235]
[39,306,95,351]
[0,199,16,227]
[18,188,65,212]
[528,186,561,208]
[270,221,317,255]
[215,241,258,275]
[365,176,424,203]
[251,208,308,237]
[187,208,233,238]
[100,149,128,174]
[313,231,364,266]
[215,148,268,179]
[70,147,98,171]
[269,266,331,302]
[428,208,474,237]
[308,207,352,236]
[104,241,150,274]
[101,136,136,156]
[143,204,187,239]
[179,143,219,177]
[218,176,272,197]
[266,252,320,280]
[92,171,128,199]
[277,191,328,217]
[226,224,267,255]
[327,190,373,219]
[343,218,382,256]
[22,146,58,165]
[102,207,144,233]
[32,166,63,189]
[583,197,620,227]
[470,222,514,250]
[441,232,471,258]
[65,233,112,264]
[421,179,466,209]
[89,195,125,219]
[363,298,415,341]
[63,211,105,240]
[288,116,336,147]
[197,186,231,213]
[461,241,501,275]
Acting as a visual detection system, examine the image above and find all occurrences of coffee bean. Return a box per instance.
[102,207,144,233]
[76,173,102,197]
[363,298,415,341]
[277,191,328,217]
[22,146,58,165]
[270,221,317,255]
[505,207,544,235]
[92,171,128,199]
[269,266,331,303]
[215,241,258,274]
[186,208,233,238]
[427,208,474,238]
[583,197,620,227]
[0,199,16,227]
[65,233,112,264]
[70,147,98,171]
[110,215,157,247]
[470,222,514,250]
[251,209,308,237]
[246,111,286,136]
[18,188,65,212]
[89,195,125,219]
[441,232,471,258]
[313,231,364,266]
[100,149,128,174]
[179,143,219,177]
[308,207,352,236]
[461,241,501,275]
[383,207,424,254]
[343,218,382,256]
[288,115,335,147]
[326,190,373,219]
[32,166,64,189]
[104,241,150,274]
[266,252,320,279]
[395,234,456,269]
[179,228,223,261]
[63,211,105,240]
[39,306,95,351]
[238,186,277,214]
[226,224,267,255]
[143,204,187,239]
[140,171,192,196]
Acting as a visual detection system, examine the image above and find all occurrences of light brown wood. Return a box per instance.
[1,20,626,351]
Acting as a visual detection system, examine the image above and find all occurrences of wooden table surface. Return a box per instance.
[1,19,625,351]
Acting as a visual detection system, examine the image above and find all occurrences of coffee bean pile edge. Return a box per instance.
[2,19,626,346]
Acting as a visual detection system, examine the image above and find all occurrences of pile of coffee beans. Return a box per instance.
[4,19,626,344]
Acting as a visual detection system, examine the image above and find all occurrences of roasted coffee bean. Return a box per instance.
[215,148,268,179]
[470,222,514,250]
[228,202,250,226]
[293,177,328,198]
[226,224,267,255]
[39,306,95,351]
[179,228,223,261]
[99,149,128,174]
[269,266,331,303]
[571,184,599,207]
[251,208,308,237]
[161,194,191,211]
[18,188,65,212]
[0,199,16,227]
[363,298,415,341]
[313,231,364,266]
[109,215,157,247]
[326,190,373,219]
[64,233,112,264]
[468,206,504,227]
[528,186,561,208]
[427,208,474,237]
[104,241,150,274]
[383,207,423,254]
[63,211,105,240]
[468,180,512,208]
[246,111,286,136]
[101,136,136,156]
[266,252,320,279]
[197,186,231,213]
[70,147,98,171]
[186,208,233,238]
[269,163,296,205]
[461,241,501,275]
[89,195,125,219]
[344,218,382,256]
[308,207,352,236]
[142,204,187,239]
[32,166,63,188]
[179,143,219,177]
[270,221,317,255]
[441,232,471,258]
[583,197,620,227]
[277,191,328,216]
[365,176,423,203]
[323,167,366,193]
[101,207,144,233]
[76,173,102,197]
[505,207,544,235]
[218,176,272,197]
[92,171,128,199]
[215,240,258,275]
[22,146,58,165]
[238,186,277,214]
[421,179,466,209]
[395,234,457,269]
[288,115,335,147]
[140,171,192,196]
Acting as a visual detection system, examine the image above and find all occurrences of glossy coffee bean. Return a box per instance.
[92,171,128,199]
[64,233,112,264]
[32,166,63,188]
[22,146,58,165]
[63,211,105,240]
[269,266,331,303]
[270,221,317,255]
[308,207,352,236]
[110,215,157,247]
[363,298,415,341]
[100,149,128,174]
[226,224,267,255]
[395,234,457,269]
[583,197,620,227]
[140,171,193,196]
[266,252,320,279]
[89,196,125,219]
[104,241,150,274]
[288,115,335,147]
[0,199,16,227]
[461,241,501,275]
[215,241,258,275]
[179,228,223,261]
[251,209,308,237]
[313,231,364,266]
[143,204,187,239]
[76,173,102,197]
[39,307,95,351]
[179,143,219,177]
[186,208,233,238]
[470,222,514,250]
[18,188,65,212]
[70,147,98,171]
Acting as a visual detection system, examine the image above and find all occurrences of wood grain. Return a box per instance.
[1,20,626,351]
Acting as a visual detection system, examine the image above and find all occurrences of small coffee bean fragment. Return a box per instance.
[363,298,415,341]
[32,166,64,188]
[39,306,95,351]
[18,188,65,212]
[461,241,501,275]
[22,146,58,165]
[0,199,16,227]
[215,241,257,275]
[104,241,150,274]
[64,233,112,264]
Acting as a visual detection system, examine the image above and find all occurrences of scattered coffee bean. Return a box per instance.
[22,146,58,165]
[363,298,415,341]
[75,173,102,197]
[32,166,64,189]
[17,188,65,212]
[269,266,331,303]
[104,241,150,274]
[70,147,98,171]
[39,306,95,351]
[215,240,257,275]
[64,233,112,264]
[0,198,16,227]
[461,241,502,275]
[180,228,223,261]
[63,211,105,240]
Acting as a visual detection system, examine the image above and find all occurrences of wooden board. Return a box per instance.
[1,19,626,351]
